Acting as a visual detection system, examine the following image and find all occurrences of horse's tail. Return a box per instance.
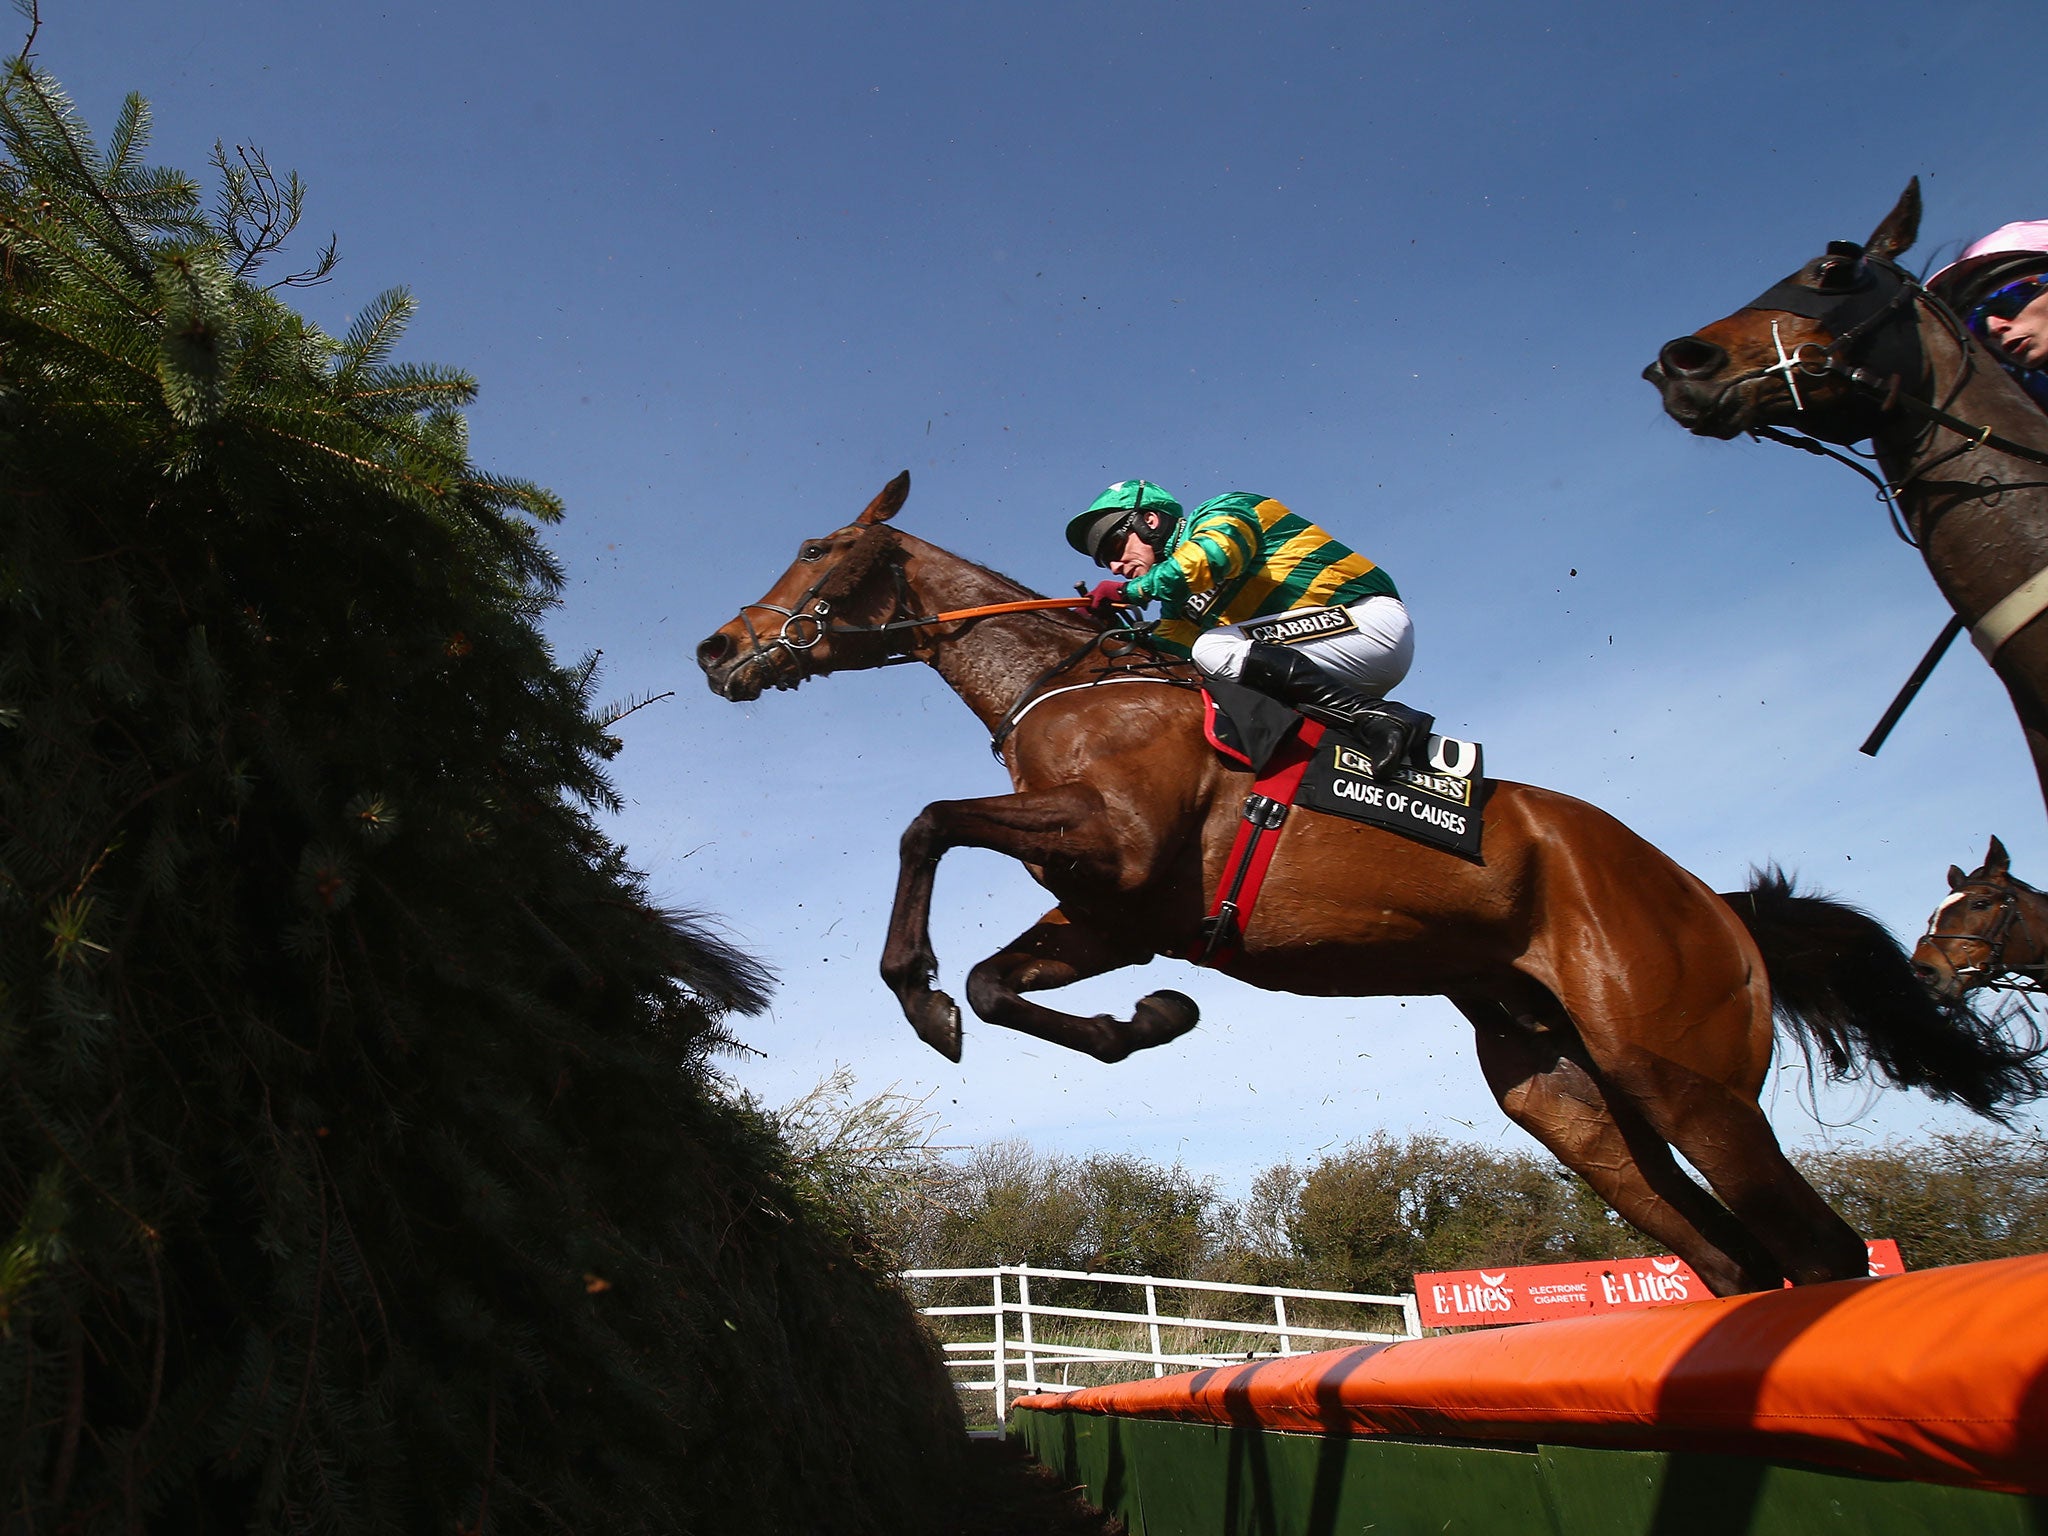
[1720,866,2048,1121]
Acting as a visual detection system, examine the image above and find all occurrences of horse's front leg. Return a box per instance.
[966,909,1197,1063]
[880,783,1127,1061]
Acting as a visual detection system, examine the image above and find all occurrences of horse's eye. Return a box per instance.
[799,541,830,563]
[1971,898,1994,910]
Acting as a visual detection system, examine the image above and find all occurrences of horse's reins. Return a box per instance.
[729,540,1097,685]
[1716,250,2048,753]
[1748,284,2048,481]
[740,592,1094,660]
[728,542,1192,736]
[1924,882,2048,993]
[985,631,1195,757]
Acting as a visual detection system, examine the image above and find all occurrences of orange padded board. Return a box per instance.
[1012,1254,2048,1496]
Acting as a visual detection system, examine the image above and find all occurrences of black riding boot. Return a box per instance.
[1236,642,1433,777]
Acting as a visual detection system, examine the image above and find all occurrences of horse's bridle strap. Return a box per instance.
[1972,563,2048,659]
[734,586,1094,684]
[1924,883,2048,989]
[1738,264,2048,471]
[1838,363,2048,468]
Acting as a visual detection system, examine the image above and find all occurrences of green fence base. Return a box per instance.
[1010,1407,2048,1536]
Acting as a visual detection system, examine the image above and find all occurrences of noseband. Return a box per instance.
[724,541,917,689]
[1924,881,2048,993]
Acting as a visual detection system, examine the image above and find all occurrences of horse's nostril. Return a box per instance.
[696,633,733,671]
[1658,336,1729,380]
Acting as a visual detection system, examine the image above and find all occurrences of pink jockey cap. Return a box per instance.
[1930,220,2048,289]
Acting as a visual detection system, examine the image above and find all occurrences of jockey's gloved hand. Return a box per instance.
[1085,579,1131,616]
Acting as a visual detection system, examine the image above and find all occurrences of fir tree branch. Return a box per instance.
[48,1317,83,1509]
[123,1157,168,1522]
[284,1159,330,1460]
[0,253,164,355]
[315,1125,392,1352]
[245,419,459,493]
[472,1387,498,1536]
[210,140,336,288]
[0,59,152,281]
[12,1085,157,1241]
[593,690,673,730]
[12,0,39,66]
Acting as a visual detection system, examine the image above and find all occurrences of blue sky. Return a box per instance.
[47,0,2048,1191]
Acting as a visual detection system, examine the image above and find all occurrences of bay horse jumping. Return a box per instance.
[696,473,2046,1294]
[1644,179,2048,818]
[1912,836,2048,1008]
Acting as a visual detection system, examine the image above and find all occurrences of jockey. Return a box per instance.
[1066,479,1429,774]
[1931,221,2048,412]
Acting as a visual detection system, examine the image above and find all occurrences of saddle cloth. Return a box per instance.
[1201,680,1488,863]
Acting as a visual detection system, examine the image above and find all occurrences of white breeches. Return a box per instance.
[1189,595,1414,697]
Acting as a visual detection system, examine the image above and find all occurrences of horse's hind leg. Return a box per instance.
[1457,994,1781,1296]
[1596,1043,1866,1287]
[965,909,1198,1063]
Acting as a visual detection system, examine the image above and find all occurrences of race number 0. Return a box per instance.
[1428,735,1480,779]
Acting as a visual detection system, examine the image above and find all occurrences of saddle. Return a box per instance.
[1201,677,1488,860]
[1202,676,1440,778]
[1190,679,1489,965]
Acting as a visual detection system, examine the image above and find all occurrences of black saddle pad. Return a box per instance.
[1203,680,1489,862]
[1297,735,1489,862]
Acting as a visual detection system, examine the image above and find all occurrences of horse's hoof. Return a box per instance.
[1093,991,1202,1061]
[911,993,963,1063]
[1137,989,1200,1044]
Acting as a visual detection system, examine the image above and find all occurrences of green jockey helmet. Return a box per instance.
[1064,479,1184,565]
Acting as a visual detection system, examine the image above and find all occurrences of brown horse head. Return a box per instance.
[1911,835,2048,1004]
[696,471,912,701]
[1644,179,1923,445]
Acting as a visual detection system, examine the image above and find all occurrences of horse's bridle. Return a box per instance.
[1923,880,2048,993]
[723,528,1102,693]
[1722,247,2048,498]
[1705,247,2048,754]
[726,550,913,688]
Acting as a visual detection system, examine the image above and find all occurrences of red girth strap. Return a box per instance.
[1189,720,1325,966]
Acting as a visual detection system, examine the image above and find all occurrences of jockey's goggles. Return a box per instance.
[1091,511,1139,566]
[1971,274,2048,331]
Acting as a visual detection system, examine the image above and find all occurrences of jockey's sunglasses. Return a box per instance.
[1971,275,2048,328]
[1093,510,1139,566]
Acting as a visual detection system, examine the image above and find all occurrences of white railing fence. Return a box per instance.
[901,1264,1421,1436]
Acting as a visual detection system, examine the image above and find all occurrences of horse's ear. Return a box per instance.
[1949,864,1970,892]
[1865,178,1921,262]
[1987,834,2011,875]
[856,470,911,526]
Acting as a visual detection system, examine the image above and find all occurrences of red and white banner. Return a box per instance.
[1415,1239,1905,1328]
